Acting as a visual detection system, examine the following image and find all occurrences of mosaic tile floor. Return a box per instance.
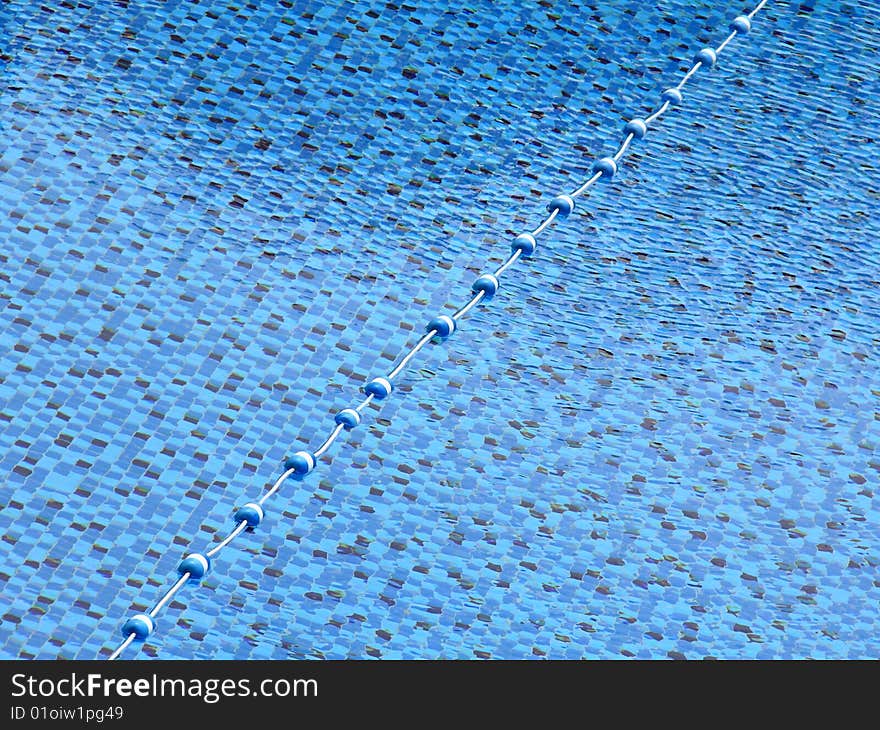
[0,0,878,659]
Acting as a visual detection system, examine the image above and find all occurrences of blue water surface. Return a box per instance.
[0,0,878,659]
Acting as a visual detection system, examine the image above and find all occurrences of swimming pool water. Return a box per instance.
[0,0,878,659]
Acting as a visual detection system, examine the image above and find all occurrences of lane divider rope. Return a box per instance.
[106,1,769,660]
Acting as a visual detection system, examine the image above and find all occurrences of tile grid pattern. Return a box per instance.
[3,0,877,661]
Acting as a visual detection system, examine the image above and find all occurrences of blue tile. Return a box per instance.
[1,0,878,660]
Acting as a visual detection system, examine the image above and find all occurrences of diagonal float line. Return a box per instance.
[106,2,771,659]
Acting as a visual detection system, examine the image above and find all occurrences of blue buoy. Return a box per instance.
[178,553,211,580]
[661,87,683,105]
[427,314,456,338]
[511,233,537,257]
[695,48,717,68]
[234,502,264,528]
[730,15,751,34]
[547,194,575,217]
[284,451,315,475]
[471,273,499,299]
[121,614,154,640]
[593,157,618,179]
[624,119,648,139]
[365,376,393,399]
[334,408,361,429]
